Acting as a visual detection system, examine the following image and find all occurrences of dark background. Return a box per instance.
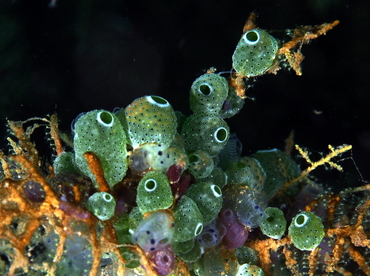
[1,0,369,189]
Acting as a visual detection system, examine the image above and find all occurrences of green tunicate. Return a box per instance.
[189,73,228,115]
[113,214,132,244]
[251,149,300,199]
[53,151,79,175]
[175,110,187,133]
[235,246,259,265]
[86,192,116,221]
[200,166,228,189]
[260,207,286,239]
[188,150,214,179]
[115,95,177,149]
[288,211,325,251]
[172,238,195,254]
[185,182,222,225]
[196,245,238,276]
[173,195,204,242]
[239,156,266,191]
[176,240,203,263]
[128,207,144,234]
[181,114,230,157]
[136,171,173,214]
[232,28,278,77]
[236,263,265,276]
[73,110,128,190]
[225,160,254,186]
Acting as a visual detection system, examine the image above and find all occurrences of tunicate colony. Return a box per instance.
[50,28,327,275]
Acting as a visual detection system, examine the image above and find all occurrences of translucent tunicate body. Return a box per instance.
[133,210,175,253]
[251,149,300,199]
[196,219,226,249]
[218,133,243,170]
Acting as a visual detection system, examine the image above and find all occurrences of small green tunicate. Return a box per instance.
[197,245,239,276]
[185,182,222,225]
[115,95,177,149]
[232,28,278,77]
[235,246,259,265]
[251,149,300,199]
[87,192,116,221]
[136,171,173,214]
[173,195,204,242]
[172,238,195,254]
[73,110,128,189]
[260,207,286,239]
[188,150,214,179]
[189,73,228,115]
[181,114,230,157]
[236,263,265,276]
[225,160,254,186]
[200,166,228,189]
[53,151,79,175]
[288,211,325,251]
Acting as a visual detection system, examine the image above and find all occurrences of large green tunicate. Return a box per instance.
[188,150,214,179]
[86,192,116,221]
[136,171,173,214]
[115,95,177,149]
[173,195,204,242]
[288,211,325,251]
[181,114,230,157]
[251,149,300,199]
[73,110,128,189]
[189,73,228,115]
[232,28,278,77]
[185,182,223,225]
[260,207,286,239]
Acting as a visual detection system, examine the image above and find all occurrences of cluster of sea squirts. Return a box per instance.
[42,28,327,275]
